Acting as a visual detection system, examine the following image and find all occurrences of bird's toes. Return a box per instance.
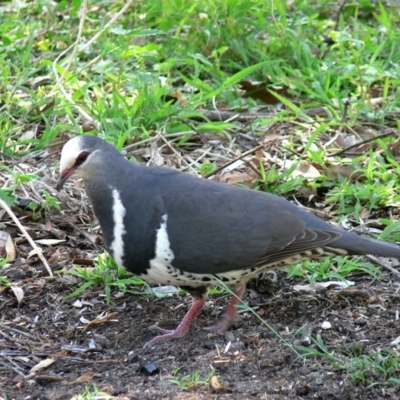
[147,324,175,334]
[143,328,189,348]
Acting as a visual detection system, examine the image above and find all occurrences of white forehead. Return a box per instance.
[59,136,85,172]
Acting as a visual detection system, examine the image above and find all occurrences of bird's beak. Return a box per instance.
[56,167,75,191]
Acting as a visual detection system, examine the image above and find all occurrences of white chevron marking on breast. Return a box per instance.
[146,214,176,282]
[110,188,126,266]
[152,214,174,264]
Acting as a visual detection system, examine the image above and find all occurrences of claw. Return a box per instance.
[143,297,206,348]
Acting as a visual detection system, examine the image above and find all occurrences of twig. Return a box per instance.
[204,144,264,178]
[323,129,343,150]
[75,0,134,56]
[340,98,350,123]
[193,147,213,164]
[328,132,395,157]
[61,0,88,76]
[192,110,272,123]
[0,359,28,378]
[0,323,37,340]
[366,255,400,279]
[52,49,94,123]
[158,127,199,174]
[203,152,233,162]
[0,199,53,277]
[124,131,200,153]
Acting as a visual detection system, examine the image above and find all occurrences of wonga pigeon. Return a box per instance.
[56,135,400,347]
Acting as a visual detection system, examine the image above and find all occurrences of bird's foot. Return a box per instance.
[143,296,206,348]
[204,281,247,333]
[147,325,175,335]
[144,325,189,347]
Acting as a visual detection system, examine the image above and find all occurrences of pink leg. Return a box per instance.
[205,282,247,333]
[144,296,207,348]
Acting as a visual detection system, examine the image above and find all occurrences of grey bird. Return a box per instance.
[57,135,400,347]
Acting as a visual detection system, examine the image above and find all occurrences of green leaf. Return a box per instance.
[0,189,16,206]
[2,35,12,45]
[65,281,95,299]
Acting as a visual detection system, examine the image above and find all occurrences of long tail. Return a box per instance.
[331,232,400,258]
[293,204,400,259]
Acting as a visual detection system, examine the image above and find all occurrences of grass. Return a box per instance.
[1,0,400,394]
[169,367,216,390]
[63,252,230,303]
[286,255,383,282]
[295,335,400,387]
[63,253,149,304]
[70,385,111,400]
[0,258,11,286]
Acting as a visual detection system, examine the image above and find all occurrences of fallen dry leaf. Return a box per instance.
[218,171,255,185]
[30,358,54,373]
[35,239,66,245]
[324,164,365,181]
[67,372,93,385]
[84,312,119,331]
[293,280,354,292]
[27,248,43,259]
[285,160,321,179]
[10,286,24,304]
[5,234,17,260]
[209,375,231,393]
[149,141,165,167]
[0,231,17,260]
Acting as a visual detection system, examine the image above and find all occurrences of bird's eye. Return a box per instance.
[75,151,89,166]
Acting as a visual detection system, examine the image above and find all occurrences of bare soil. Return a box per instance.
[1,254,400,399]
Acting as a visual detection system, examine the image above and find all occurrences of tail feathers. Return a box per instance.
[293,205,400,259]
[331,233,400,259]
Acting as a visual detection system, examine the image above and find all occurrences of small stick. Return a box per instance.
[329,132,394,157]
[366,255,400,279]
[0,199,53,277]
[204,144,264,178]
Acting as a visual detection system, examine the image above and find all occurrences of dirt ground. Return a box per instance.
[1,250,400,399]
[1,130,400,399]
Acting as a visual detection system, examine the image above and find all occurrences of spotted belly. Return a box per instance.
[140,246,347,288]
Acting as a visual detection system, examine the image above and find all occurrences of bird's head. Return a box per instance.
[56,135,105,191]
